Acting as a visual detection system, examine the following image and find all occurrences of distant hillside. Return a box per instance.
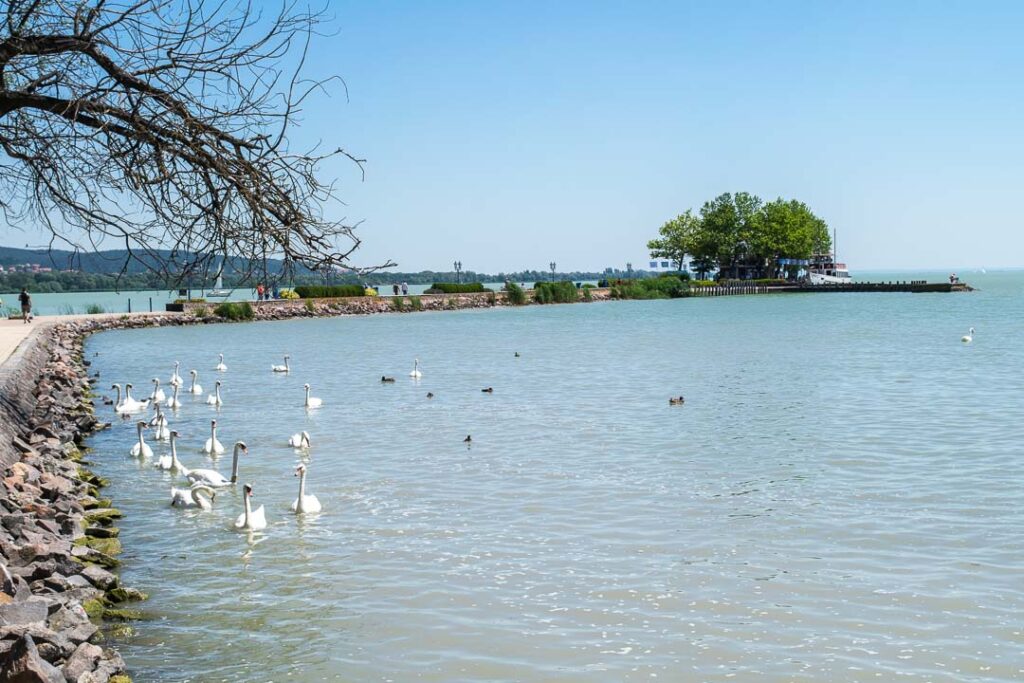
[0,246,296,275]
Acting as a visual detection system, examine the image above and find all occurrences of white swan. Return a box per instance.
[215,354,227,372]
[235,483,267,531]
[111,384,132,415]
[122,383,150,412]
[169,361,183,387]
[202,419,225,455]
[156,430,190,474]
[166,383,182,410]
[170,484,216,510]
[188,441,247,488]
[149,378,166,403]
[303,383,323,409]
[290,464,322,514]
[188,369,204,395]
[272,355,291,373]
[206,380,223,407]
[961,327,975,343]
[288,431,311,448]
[409,358,422,378]
[129,421,153,458]
[151,405,170,441]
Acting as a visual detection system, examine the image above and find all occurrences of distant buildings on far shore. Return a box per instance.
[0,263,66,274]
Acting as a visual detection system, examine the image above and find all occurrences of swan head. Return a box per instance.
[210,419,217,428]
[190,369,197,376]
[215,380,222,387]
[294,464,307,476]
[284,354,291,359]
[125,383,133,390]
[970,327,975,334]
[218,354,224,360]
[191,484,216,501]
[235,441,248,454]
[243,483,253,497]
[110,383,120,390]
[152,377,159,385]
[169,429,179,440]
[303,383,311,389]
[136,420,146,430]
[174,361,180,368]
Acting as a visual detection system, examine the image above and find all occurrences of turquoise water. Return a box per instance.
[83,270,1023,681]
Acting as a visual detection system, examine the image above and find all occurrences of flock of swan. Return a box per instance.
[106,351,338,532]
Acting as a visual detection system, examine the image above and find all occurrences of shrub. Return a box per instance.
[658,271,691,281]
[534,281,579,304]
[213,302,254,320]
[609,277,690,300]
[278,288,300,299]
[85,304,106,315]
[59,303,76,315]
[304,299,315,313]
[391,297,405,311]
[409,296,422,311]
[191,306,210,319]
[691,280,716,287]
[582,287,592,301]
[430,282,486,294]
[294,285,367,299]
[487,291,496,306]
[506,282,527,305]
[174,298,206,304]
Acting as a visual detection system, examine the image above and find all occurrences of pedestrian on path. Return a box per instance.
[18,288,32,324]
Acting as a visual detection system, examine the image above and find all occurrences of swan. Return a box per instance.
[215,354,227,372]
[291,464,322,514]
[288,431,311,448]
[156,430,190,474]
[111,384,132,415]
[122,384,150,412]
[169,361,183,387]
[166,383,182,410]
[149,378,166,403]
[129,421,153,458]
[961,327,975,343]
[235,483,267,531]
[409,358,422,378]
[188,441,247,488]
[202,419,225,455]
[151,408,170,441]
[303,383,323,409]
[170,484,216,510]
[272,355,291,373]
[188,369,204,395]
[206,380,223,406]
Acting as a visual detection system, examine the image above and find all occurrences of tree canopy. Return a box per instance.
[0,0,390,281]
[649,192,831,279]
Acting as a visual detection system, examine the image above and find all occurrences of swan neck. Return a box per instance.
[230,447,240,482]
[243,492,251,525]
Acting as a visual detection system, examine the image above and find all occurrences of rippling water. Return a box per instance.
[83,271,1024,682]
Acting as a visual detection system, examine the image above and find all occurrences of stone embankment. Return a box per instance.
[0,320,173,682]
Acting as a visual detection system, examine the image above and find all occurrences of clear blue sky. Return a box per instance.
[6,1,1024,272]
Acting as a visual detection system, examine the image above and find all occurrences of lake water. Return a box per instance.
[82,270,1024,682]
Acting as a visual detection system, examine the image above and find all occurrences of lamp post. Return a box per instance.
[549,261,556,282]
[454,260,462,284]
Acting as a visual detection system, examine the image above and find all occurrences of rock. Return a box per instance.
[0,600,48,627]
[61,642,103,682]
[103,588,146,604]
[72,537,120,556]
[80,510,121,527]
[0,634,64,683]
[78,567,116,592]
[83,527,118,539]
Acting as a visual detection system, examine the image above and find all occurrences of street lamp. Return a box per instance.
[454,260,463,284]
[549,261,556,282]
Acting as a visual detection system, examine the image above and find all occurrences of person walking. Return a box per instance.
[18,288,32,323]
[393,283,400,296]
[256,283,265,301]
[401,282,409,296]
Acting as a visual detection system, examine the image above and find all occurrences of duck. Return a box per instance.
[205,380,223,406]
[288,431,311,449]
[122,383,150,412]
[426,392,434,399]
[409,358,422,378]
[149,378,166,403]
[156,430,190,474]
[129,420,153,458]
[188,369,203,395]
[290,464,322,514]
[169,361,183,387]
[187,441,247,488]
[303,383,322,409]
[669,396,685,405]
[272,355,291,373]
[514,351,520,357]
[170,484,216,510]
[381,376,396,383]
[463,434,472,443]
[234,483,267,531]
[481,387,494,394]
[961,327,975,343]
[215,354,228,372]
[165,382,182,409]
[202,419,225,455]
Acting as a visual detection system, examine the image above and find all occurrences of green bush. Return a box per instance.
[213,302,254,320]
[294,285,367,298]
[409,296,422,311]
[391,297,405,311]
[487,291,496,306]
[505,282,527,305]
[533,281,579,304]
[429,282,486,294]
[609,277,690,300]
[582,287,592,301]
[85,304,106,315]
[191,306,210,319]
[174,298,206,304]
[59,303,76,315]
[304,299,315,313]
[659,271,691,281]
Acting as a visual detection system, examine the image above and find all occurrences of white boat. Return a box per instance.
[807,253,851,285]
[208,273,231,298]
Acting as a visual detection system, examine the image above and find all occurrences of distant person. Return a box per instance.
[401,281,409,295]
[18,288,31,323]
[272,286,279,299]
[393,283,400,296]
[256,283,265,300]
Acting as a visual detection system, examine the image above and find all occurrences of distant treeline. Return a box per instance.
[0,268,634,294]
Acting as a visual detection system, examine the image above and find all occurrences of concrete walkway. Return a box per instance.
[0,313,174,367]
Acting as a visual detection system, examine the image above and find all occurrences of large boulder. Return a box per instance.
[0,634,64,683]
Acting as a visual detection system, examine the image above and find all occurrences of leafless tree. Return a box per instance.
[0,0,392,282]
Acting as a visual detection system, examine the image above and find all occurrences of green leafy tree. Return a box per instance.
[697,192,763,278]
[754,199,830,277]
[647,210,700,271]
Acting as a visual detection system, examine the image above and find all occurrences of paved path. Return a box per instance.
[0,313,173,367]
